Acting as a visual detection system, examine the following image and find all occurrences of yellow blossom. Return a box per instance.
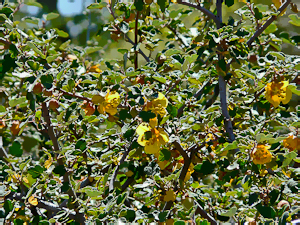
[145,93,168,117]
[88,64,102,73]
[97,90,121,116]
[28,196,38,206]
[184,163,194,182]
[282,135,299,151]
[164,190,176,202]
[251,145,272,165]
[136,118,169,154]
[265,81,292,108]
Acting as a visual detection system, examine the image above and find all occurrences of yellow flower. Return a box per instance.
[282,135,299,151]
[265,81,292,108]
[145,93,168,117]
[136,118,169,154]
[88,64,102,73]
[28,196,38,206]
[251,145,272,165]
[184,163,194,182]
[164,190,176,202]
[97,90,121,116]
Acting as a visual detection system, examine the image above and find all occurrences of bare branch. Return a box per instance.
[41,103,85,223]
[57,88,91,102]
[219,75,235,142]
[194,201,218,225]
[177,0,220,27]
[247,0,291,47]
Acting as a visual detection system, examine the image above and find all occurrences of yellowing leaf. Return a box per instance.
[28,196,38,206]
[272,0,286,15]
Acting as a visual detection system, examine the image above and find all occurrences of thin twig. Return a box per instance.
[41,103,85,223]
[0,136,17,171]
[57,88,91,102]
[247,0,291,47]
[167,25,189,48]
[107,5,150,63]
[134,11,140,70]
[177,0,220,27]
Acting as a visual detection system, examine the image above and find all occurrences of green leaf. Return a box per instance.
[134,0,144,11]
[220,206,237,217]
[22,17,39,25]
[288,84,300,96]
[256,205,276,218]
[153,75,166,83]
[289,14,300,26]
[75,139,87,151]
[159,149,171,161]
[125,209,136,223]
[27,60,40,71]
[43,13,59,21]
[225,0,234,7]
[194,161,215,176]
[87,2,107,9]
[218,58,227,71]
[53,165,67,176]
[165,49,182,56]
[282,151,297,167]
[9,97,27,107]
[264,23,277,34]
[118,49,128,54]
[27,42,46,59]
[85,46,102,55]
[139,111,156,122]
[46,53,61,63]
[28,165,44,178]
[25,2,43,8]
[256,133,273,143]
[9,141,23,157]
[59,40,71,50]
[186,54,198,64]
[254,7,262,20]
[158,0,167,12]
[55,29,69,38]
[223,141,238,151]
[158,211,168,222]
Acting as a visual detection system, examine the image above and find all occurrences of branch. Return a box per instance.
[177,80,211,117]
[107,5,150,63]
[57,88,91,102]
[41,103,85,223]
[0,136,17,171]
[167,25,189,48]
[109,145,131,192]
[0,37,11,49]
[134,11,140,70]
[247,0,291,47]
[216,0,223,26]
[177,0,220,27]
[219,75,235,142]
[194,201,217,225]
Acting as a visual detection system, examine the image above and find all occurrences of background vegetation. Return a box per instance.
[0,0,299,224]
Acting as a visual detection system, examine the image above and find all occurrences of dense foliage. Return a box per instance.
[0,0,299,224]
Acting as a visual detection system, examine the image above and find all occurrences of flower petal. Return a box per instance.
[144,140,161,154]
[271,95,280,108]
[282,87,292,104]
[136,123,151,136]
